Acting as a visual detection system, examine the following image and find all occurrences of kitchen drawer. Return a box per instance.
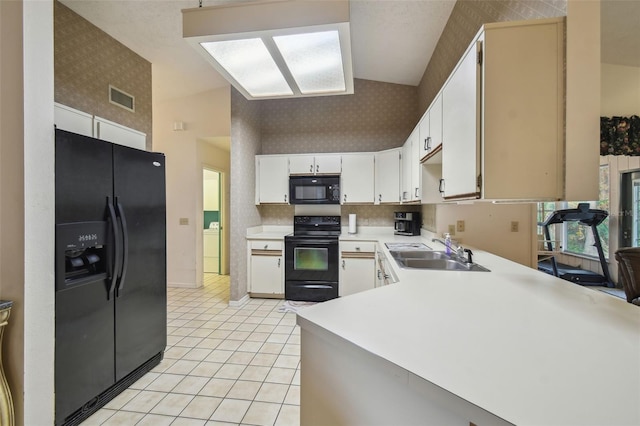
[250,240,283,251]
[340,241,376,254]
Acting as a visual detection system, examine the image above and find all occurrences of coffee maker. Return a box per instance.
[394,212,421,236]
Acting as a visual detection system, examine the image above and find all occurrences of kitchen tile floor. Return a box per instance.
[83,274,300,426]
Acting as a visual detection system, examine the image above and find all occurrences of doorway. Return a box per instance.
[203,169,221,274]
[620,169,640,248]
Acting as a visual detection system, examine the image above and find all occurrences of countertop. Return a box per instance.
[293,230,640,425]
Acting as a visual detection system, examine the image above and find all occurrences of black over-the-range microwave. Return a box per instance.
[289,175,340,204]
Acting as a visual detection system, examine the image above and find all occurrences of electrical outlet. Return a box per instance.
[179,218,189,225]
[448,224,456,235]
[511,221,519,232]
[456,220,465,232]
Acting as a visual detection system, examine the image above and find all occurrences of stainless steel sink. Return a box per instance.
[388,248,490,272]
[397,258,490,272]
[389,250,449,261]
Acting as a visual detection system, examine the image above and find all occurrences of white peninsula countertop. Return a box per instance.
[296,231,640,425]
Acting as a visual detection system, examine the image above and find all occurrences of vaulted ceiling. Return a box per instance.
[60,0,639,103]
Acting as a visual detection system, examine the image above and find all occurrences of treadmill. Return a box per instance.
[538,203,614,287]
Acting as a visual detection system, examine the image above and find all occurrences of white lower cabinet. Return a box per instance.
[339,242,376,297]
[248,240,283,297]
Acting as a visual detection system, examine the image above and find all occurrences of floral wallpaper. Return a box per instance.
[600,116,640,156]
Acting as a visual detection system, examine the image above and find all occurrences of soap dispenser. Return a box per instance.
[444,233,452,255]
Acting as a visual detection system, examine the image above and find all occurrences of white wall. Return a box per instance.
[435,203,535,267]
[601,63,640,116]
[23,1,55,424]
[0,1,55,424]
[153,87,230,288]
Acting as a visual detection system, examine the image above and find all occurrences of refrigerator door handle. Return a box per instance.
[116,198,129,296]
[107,197,121,299]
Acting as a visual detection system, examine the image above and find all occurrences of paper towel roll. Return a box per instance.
[348,214,357,234]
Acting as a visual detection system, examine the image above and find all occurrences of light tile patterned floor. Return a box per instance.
[83,274,300,426]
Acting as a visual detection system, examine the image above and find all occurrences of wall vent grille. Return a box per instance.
[109,85,135,112]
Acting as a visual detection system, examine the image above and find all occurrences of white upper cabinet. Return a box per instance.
[418,93,443,162]
[94,116,146,150]
[54,103,94,137]
[441,39,481,200]
[437,17,565,201]
[289,154,341,175]
[401,129,420,203]
[54,104,147,150]
[481,19,564,200]
[341,153,375,204]
[256,155,289,204]
[375,148,401,204]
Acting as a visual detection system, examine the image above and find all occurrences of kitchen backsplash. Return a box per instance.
[258,204,421,228]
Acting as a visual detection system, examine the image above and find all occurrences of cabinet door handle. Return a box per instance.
[415,187,419,198]
[284,194,287,203]
[343,194,347,202]
[426,136,432,151]
[264,244,268,250]
[378,194,382,202]
[310,164,313,173]
[377,270,382,280]
[439,179,445,195]
[342,260,345,269]
[277,258,281,267]
[316,164,319,173]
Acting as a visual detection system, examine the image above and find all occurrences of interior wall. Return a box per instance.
[0,1,26,422]
[435,203,535,267]
[261,79,417,154]
[54,1,152,147]
[23,1,55,423]
[230,89,262,303]
[601,63,640,117]
[153,87,230,288]
[0,1,55,424]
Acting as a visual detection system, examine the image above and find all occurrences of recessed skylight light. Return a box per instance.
[273,30,346,94]
[200,38,293,98]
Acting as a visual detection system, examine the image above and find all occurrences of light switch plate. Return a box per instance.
[180,218,189,225]
[456,220,465,232]
[511,221,519,232]
[448,224,456,235]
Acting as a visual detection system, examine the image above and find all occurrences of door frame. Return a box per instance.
[202,166,227,275]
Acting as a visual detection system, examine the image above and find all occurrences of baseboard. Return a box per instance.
[167,281,202,288]
[228,294,250,308]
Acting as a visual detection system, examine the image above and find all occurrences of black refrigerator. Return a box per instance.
[54,128,166,425]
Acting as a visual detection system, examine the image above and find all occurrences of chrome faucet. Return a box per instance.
[432,238,473,264]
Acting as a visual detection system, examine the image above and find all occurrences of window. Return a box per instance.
[537,202,558,250]
[536,165,610,258]
[564,165,610,258]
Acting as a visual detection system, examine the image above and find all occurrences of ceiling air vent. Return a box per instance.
[109,85,135,112]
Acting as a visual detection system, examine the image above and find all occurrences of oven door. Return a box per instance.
[284,236,339,301]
